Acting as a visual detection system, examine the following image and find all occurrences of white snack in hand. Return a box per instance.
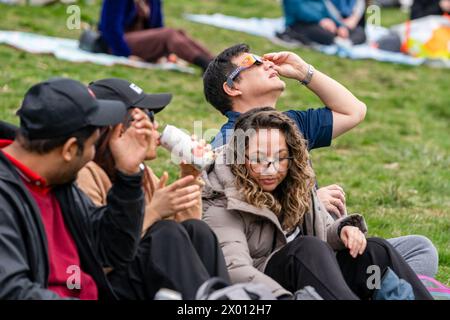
[160,125,215,170]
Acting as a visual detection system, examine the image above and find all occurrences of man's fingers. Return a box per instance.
[263,52,288,62]
[273,65,282,74]
[263,52,277,60]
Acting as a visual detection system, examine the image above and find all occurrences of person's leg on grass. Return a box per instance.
[387,235,438,277]
[264,236,359,300]
[107,220,211,300]
[290,23,336,45]
[124,28,171,61]
[181,219,230,282]
[337,237,433,300]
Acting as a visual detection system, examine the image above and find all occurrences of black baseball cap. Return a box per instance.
[17,78,127,140]
[88,78,172,113]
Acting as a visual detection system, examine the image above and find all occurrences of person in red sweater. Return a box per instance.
[0,78,221,299]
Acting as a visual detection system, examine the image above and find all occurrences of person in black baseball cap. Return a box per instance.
[88,78,172,160]
[88,78,172,114]
[18,77,128,140]
[75,78,230,299]
[0,77,164,300]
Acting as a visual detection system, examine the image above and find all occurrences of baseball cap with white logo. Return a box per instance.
[88,78,172,114]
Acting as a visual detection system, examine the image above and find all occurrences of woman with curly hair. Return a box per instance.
[202,107,432,300]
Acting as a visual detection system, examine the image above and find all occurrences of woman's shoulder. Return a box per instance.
[78,161,112,189]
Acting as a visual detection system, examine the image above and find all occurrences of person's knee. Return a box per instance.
[408,235,438,259]
[403,235,439,277]
[164,28,183,42]
[290,236,333,256]
[160,27,178,38]
[147,220,189,244]
[181,219,216,240]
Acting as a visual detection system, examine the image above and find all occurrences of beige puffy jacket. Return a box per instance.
[202,150,368,297]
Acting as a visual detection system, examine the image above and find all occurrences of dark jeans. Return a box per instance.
[289,17,366,45]
[107,219,230,300]
[264,236,433,300]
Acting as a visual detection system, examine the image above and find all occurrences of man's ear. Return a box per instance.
[61,137,79,162]
[222,81,242,97]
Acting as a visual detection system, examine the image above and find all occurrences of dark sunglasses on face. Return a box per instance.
[226,54,263,88]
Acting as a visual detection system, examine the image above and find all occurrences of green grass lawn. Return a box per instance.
[0,0,449,285]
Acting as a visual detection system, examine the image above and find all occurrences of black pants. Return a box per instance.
[107,219,230,300]
[264,236,432,300]
[290,17,366,45]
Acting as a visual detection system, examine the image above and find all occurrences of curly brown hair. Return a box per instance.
[228,107,315,231]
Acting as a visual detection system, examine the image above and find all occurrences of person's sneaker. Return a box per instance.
[271,28,308,48]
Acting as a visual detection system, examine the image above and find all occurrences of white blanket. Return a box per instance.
[185,13,449,68]
[0,30,195,73]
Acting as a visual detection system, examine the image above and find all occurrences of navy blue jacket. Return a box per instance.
[99,0,164,57]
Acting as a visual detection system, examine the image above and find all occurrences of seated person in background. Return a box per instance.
[411,0,450,20]
[203,43,438,278]
[99,0,214,72]
[77,78,230,299]
[278,0,367,45]
[202,108,433,300]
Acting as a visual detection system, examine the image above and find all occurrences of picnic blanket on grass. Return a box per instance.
[185,13,449,68]
[0,30,195,73]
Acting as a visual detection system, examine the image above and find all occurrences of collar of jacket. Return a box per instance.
[0,151,117,300]
[0,151,51,284]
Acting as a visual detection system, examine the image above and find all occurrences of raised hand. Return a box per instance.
[263,51,309,81]
[109,108,152,175]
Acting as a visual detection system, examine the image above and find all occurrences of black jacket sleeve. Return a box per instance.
[0,195,66,300]
[76,169,145,270]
